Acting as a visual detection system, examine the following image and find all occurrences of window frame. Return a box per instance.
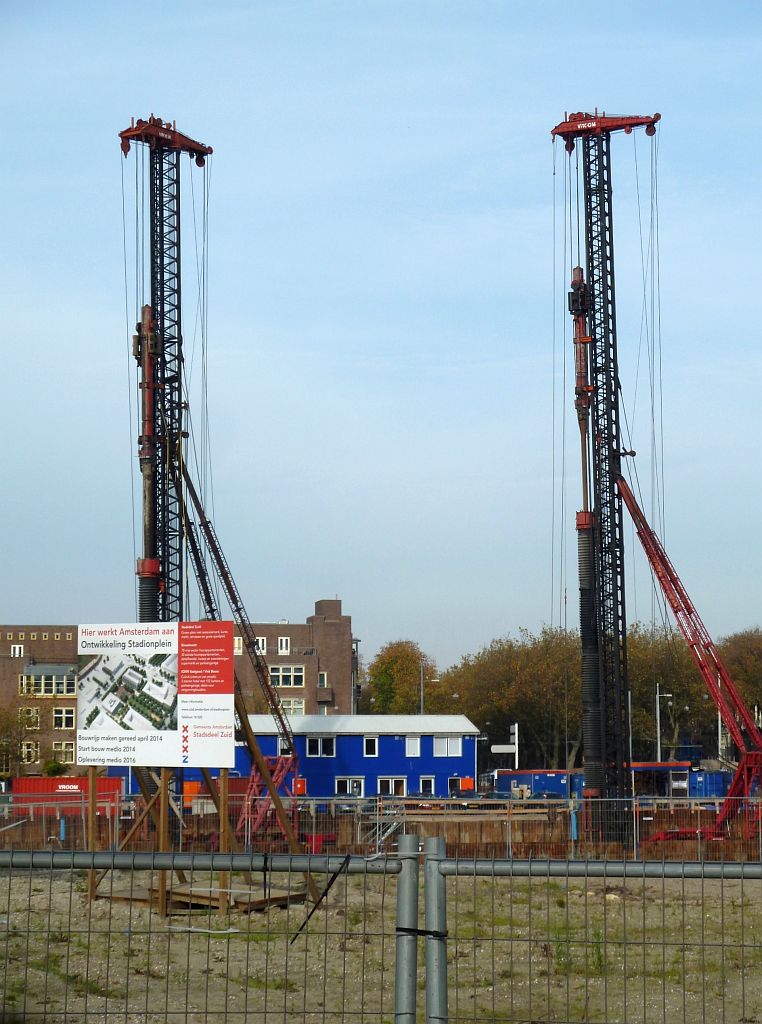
[52,740,76,765]
[433,735,462,758]
[378,776,407,797]
[405,735,421,758]
[21,741,40,765]
[19,707,40,730]
[306,736,336,758]
[364,735,378,758]
[271,665,305,688]
[277,636,291,656]
[335,777,365,797]
[53,707,76,730]
[279,697,305,716]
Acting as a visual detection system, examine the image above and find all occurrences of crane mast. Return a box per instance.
[121,116,213,624]
[120,118,311,871]
[553,110,660,803]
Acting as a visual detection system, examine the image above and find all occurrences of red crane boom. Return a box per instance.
[617,475,762,839]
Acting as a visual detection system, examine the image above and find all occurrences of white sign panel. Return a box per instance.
[76,621,235,768]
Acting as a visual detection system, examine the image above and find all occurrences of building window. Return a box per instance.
[18,633,25,641]
[277,636,290,655]
[0,746,10,774]
[30,633,37,641]
[270,665,304,688]
[336,777,364,797]
[54,633,60,640]
[21,741,40,765]
[52,741,76,765]
[433,736,462,758]
[364,736,378,758]
[18,672,77,697]
[378,777,406,797]
[280,698,305,716]
[65,633,73,641]
[10,644,24,658]
[419,776,435,796]
[318,671,328,688]
[233,636,243,656]
[306,736,335,757]
[42,633,48,640]
[405,736,421,758]
[255,637,267,655]
[318,706,329,716]
[5,633,11,641]
[53,708,76,730]
[19,707,40,730]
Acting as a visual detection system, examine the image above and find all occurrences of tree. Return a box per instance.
[360,641,437,715]
[0,697,36,779]
[430,628,582,770]
[628,622,720,762]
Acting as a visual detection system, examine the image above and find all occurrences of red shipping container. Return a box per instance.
[11,776,123,817]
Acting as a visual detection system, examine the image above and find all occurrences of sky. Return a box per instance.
[2,1,761,671]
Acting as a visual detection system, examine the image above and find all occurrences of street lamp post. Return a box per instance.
[419,661,439,714]
[656,681,673,762]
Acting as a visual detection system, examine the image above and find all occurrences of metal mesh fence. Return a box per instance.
[0,851,402,1023]
[3,828,762,1022]
[440,856,762,1024]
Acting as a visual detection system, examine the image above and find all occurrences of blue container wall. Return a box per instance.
[495,770,574,797]
[111,733,477,799]
[688,770,731,798]
[292,734,477,797]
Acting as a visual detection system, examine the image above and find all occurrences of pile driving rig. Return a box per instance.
[556,110,762,838]
[120,116,308,862]
[553,111,660,807]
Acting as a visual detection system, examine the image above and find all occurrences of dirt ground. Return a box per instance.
[2,865,761,1023]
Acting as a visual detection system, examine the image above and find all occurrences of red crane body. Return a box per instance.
[617,475,762,839]
[119,115,213,164]
[552,111,660,151]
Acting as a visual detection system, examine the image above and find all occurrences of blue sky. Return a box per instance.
[2,2,761,670]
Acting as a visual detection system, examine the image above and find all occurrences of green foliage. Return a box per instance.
[42,760,68,777]
[359,640,437,715]
[360,623,762,768]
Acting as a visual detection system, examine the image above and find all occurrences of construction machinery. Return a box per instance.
[555,109,761,840]
[553,110,660,805]
[618,475,762,840]
[120,116,306,859]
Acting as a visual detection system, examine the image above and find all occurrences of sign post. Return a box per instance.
[491,722,519,770]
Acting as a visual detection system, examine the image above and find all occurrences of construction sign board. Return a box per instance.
[76,621,235,768]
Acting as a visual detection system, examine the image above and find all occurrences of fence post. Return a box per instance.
[424,834,448,1023]
[394,833,419,1024]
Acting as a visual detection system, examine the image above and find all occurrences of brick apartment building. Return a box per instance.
[0,599,358,778]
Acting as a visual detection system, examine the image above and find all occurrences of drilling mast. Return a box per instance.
[120,118,313,874]
[120,116,213,624]
[553,111,660,802]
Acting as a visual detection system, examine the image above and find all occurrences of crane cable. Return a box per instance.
[620,131,672,637]
[120,154,138,619]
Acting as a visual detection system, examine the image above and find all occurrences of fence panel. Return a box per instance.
[0,850,403,1023]
[437,858,762,1024]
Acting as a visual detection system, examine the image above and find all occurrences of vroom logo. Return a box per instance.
[56,784,81,791]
